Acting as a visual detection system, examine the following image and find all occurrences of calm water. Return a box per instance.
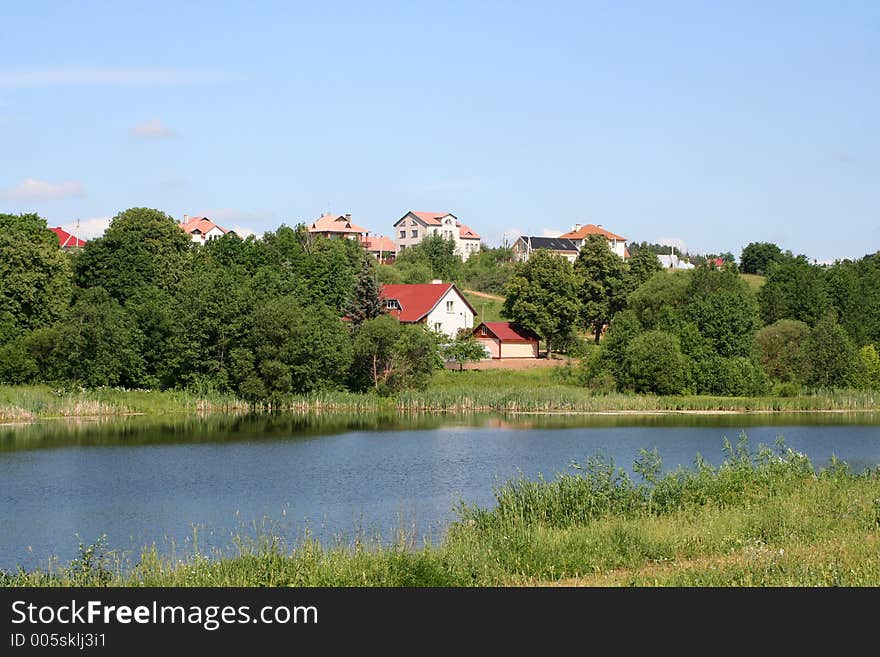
[1,412,879,571]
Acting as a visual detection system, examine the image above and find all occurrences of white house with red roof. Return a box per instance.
[557,223,628,259]
[49,226,86,249]
[472,321,540,359]
[179,215,231,244]
[380,281,476,337]
[308,212,369,240]
[392,211,481,260]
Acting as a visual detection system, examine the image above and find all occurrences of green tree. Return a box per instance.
[755,319,812,383]
[627,248,663,291]
[394,234,461,283]
[247,296,352,399]
[759,256,829,326]
[74,207,192,302]
[805,312,858,387]
[350,316,440,393]
[574,234,629,343]
[502,250,580,358]
[0,213,72,343]
[683,268,761,358]
[854,345,880,390]
[54,287,148,388]
[627,271,690,331]
[623,330,689,395]
[441,333,488,371]
[344,249,382,326]
[740,242,785,275]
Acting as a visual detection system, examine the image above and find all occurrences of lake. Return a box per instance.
[1,411,879,572]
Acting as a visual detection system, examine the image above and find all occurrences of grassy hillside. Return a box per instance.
[740,273,767,291]
[465,291,505,323]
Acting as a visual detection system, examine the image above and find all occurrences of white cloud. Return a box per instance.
[59,216,111,240]
[541,227,563,237]
[132,118,176,138]
[230,225,257,238]
[0,178,85,201]
[0,67,223,87]
[658,236,688,254]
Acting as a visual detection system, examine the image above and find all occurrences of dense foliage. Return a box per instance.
[0,210,439,404]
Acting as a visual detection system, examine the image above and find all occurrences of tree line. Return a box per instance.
[501,236,880,394]
[0,209,440,402]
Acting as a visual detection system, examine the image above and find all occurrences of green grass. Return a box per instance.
[5,437,880,586]
[3,373,879,421]
[740,273,767,291]
[464,291,505,323]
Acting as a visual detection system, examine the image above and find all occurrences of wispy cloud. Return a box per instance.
[658,236,688,254]
[132,118,176,138]
[0,67,223,88]
[0,178,85,201]
[60,216,111,240]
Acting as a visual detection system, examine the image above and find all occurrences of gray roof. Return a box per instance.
[516,236,579,252]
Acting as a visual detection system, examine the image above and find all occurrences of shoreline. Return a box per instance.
[2,406,880,426]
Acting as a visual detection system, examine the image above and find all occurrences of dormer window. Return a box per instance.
[386,299,399,310]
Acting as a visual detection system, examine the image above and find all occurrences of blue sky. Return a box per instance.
[1,1,877,260]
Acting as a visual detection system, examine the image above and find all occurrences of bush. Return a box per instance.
[623,330,689,395]
[0,339,37,384]
[755,319,811,383]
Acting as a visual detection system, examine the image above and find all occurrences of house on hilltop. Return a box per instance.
[362,234,397,264]
[511,236,580,263]
[308,212,368,241]
[393,211,481,260]
[380,281,476,338]
[558,223,628,259]
[180,215,232,244]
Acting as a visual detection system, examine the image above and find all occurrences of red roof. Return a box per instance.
[408,211,454,226]
[308,212,368,235]
[380,283,477,322]
[474,322,540,342]
[49,227,86,248]
[361,235,397,253]
[180,216,229,236]
[559,224,626,242]
[458,222,480,240]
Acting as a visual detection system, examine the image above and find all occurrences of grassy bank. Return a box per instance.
[2,375,880,421]
[5,438,880,586]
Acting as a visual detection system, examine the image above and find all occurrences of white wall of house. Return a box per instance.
[425,287,474,337]
[189,226,226,244]
[569,237,626,258]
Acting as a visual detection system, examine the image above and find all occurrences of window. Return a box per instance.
[411,229,418,238]
[434,322,442,332]
[480,326,488,335]
[386,299,399,310]
[399,244,405,251]
[399,230,406,239]
[446,300,454,312]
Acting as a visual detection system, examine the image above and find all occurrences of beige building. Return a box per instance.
[392,211,481,260]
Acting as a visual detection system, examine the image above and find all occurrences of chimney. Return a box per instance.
[344,213,351,220]
[183,214,189,223]
[431,278,443,284]
[573,223,581,232]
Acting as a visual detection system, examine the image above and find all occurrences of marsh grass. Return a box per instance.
[4,436,879,587]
